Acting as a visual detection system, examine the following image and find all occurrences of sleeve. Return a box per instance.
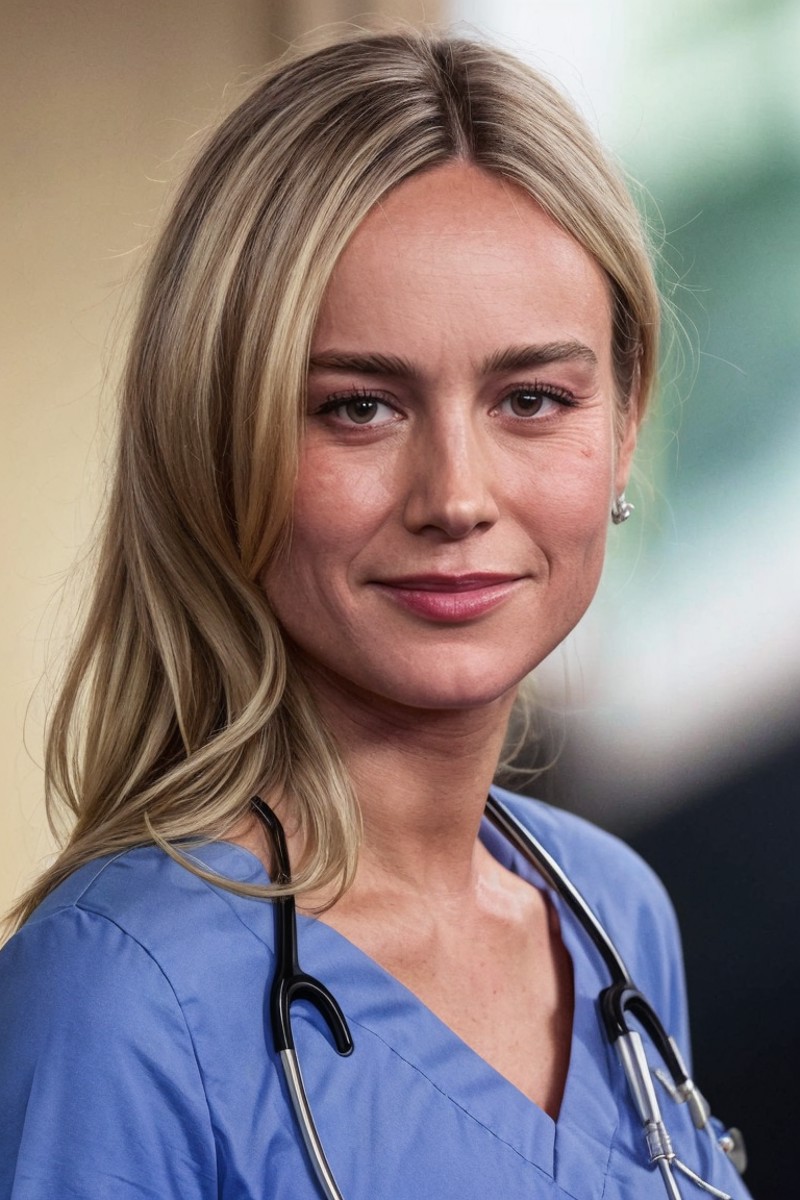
[0,906,218,1199]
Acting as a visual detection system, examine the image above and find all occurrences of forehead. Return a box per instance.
[313,162,612,369]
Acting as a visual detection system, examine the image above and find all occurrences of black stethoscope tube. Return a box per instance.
[484,798,708,1128]
[483,795,632,984]
[249,794,744,1200]
[251,798,353,1059]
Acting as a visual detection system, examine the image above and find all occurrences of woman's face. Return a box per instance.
[263,163,636,712]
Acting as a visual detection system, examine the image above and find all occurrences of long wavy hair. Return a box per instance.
[7,29,660,932]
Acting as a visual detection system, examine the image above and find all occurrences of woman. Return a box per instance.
[0,30,750,1200]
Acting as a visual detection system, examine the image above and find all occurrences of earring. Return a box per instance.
[611,493,634,524]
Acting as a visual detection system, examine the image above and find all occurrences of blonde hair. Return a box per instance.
[8,29,660,931]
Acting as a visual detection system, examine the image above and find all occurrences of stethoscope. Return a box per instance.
[251,794,747,1200]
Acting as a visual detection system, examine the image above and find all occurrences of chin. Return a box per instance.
[362,652,536,714]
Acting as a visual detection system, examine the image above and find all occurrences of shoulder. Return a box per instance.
[2,839,274,1046]
[13,838,270,975]
[491,786,671,904]
[26,837,266,935]
[0,842,270,1198]
[1,838,268,1022]
[1,867,202,1069]
[491,786,672,911]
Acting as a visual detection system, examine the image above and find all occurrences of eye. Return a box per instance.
[498,383,576,418]
[341,396,386,424]
[313,390,397,426]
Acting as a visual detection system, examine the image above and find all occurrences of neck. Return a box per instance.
[303,667,517,897]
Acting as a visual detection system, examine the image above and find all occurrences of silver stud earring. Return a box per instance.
[611,493,634,524]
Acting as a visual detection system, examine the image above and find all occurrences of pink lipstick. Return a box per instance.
[372,574,523,622]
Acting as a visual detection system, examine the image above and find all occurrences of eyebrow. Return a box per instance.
[309,351,418,378]
[482,341,598,374]
[308,341,598,379]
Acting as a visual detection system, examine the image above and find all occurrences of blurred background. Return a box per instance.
[2,1,797,1195]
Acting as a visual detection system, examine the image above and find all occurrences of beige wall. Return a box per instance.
[0,0,439,918]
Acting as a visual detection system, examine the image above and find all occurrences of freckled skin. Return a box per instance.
[263,163,637,714]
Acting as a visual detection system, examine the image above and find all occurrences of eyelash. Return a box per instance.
[497,381,578,418]
[312,381,579,425]
[313,387,395,420]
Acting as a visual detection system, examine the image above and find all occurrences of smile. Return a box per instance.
[372,574,524,622]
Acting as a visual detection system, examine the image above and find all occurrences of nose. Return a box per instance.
[402,411,500,539]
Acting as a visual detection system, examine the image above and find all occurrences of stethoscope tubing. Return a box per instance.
[485,797,734,1200]
[252,797,351,1198]
[251,794,740,1200]
[483,795,632,985]
[280,1046,345,1200]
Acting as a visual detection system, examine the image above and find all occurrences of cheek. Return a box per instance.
[516,442,613,620]
[525,438,613,539]
[289,449,381,564]
[264,444,392,606]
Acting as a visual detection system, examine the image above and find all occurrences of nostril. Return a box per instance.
[403,491,500,539]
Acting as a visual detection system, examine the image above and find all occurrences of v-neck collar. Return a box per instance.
[193,794,620,1200]
[480,812,619,1197]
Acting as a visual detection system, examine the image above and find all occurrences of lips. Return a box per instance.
[380,573,520,590]
[371,573,524,622]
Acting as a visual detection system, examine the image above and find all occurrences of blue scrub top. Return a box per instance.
[0,789,751,1199]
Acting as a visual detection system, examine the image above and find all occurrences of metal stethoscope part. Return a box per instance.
[251,795,746,1200]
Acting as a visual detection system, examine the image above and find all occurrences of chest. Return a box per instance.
[320,889,574,1117]
[182,844,751,1200]
[200,913,741,1200]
